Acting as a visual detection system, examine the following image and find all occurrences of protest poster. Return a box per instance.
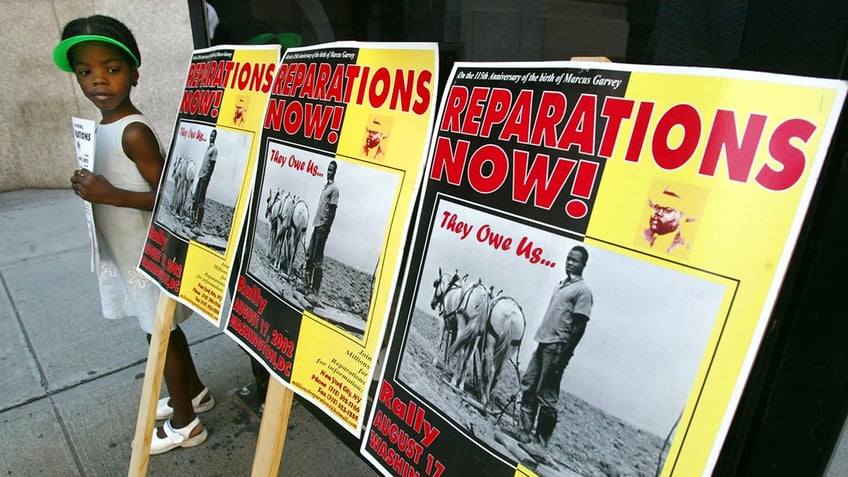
[360,62,846,476]
[223,42,438,433]
[71,116,99,272]
[138,44,280,326]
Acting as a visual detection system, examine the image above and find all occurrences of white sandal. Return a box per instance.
[155,386,215,420]
[150,417,207,455]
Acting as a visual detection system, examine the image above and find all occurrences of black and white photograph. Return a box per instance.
[395,197,727,476]
[246,141,401,339]
[154,121,252,254]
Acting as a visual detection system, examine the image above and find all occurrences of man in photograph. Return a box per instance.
[511,245,593,459]
[191,128,218,232]
[303,160,339,306]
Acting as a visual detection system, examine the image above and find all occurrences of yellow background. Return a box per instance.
[586,72,841,474]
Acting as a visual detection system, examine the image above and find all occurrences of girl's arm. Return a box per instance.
[72,122,164,211]
[120,122,165,210]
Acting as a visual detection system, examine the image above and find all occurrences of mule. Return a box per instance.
[280,198,309,275]
[430,268,467,365]
[446,278,490,391]
[431,271,526,409]
[265,188,282,252]
[477,295,525,407]
[171,156,195,217]
[265,189,287,268]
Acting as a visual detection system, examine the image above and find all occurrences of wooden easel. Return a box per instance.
[128,291,175,476]
[126,291,296,476]
[250,380,295,476]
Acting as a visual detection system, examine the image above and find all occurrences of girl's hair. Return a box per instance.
[56,15,141,71]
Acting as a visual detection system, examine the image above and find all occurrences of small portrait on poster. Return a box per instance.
[232,94,249,127]
[155,122,252,254]
[247,142,400,339]
[637,179,708,258]
[396,198,727,475]
[361,114,392,160]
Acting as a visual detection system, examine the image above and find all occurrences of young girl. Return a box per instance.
[55,15,214,455]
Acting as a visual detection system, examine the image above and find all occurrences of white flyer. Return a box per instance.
[71,116,99,272]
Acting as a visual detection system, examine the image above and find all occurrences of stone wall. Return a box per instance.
[1,1,193,191]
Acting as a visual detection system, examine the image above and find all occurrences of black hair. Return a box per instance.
[570,245,589,265]
[61,15,141,68]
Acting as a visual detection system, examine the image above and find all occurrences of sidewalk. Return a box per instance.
[0,189,377,476]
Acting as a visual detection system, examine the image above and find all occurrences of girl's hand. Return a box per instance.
[70,169,116,205]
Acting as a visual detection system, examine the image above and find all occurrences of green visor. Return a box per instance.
[53,34,140,72]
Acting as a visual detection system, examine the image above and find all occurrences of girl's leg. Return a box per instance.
[148,326,204,435]
[170,325,206,400]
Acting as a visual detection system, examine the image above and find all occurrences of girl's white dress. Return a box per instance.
[92,114,189,333]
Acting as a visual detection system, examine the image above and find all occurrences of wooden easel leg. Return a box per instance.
[251,379,294,477]
[128,292,176,477]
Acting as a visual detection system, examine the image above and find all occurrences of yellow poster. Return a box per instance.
[224,42,439,433]
[361,62,846,476]
[140,45,280,326]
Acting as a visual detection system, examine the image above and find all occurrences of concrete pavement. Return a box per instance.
[0,188,377,476]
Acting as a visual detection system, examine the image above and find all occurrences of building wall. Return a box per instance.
[1,0,193,192]
[3,0,631,192]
